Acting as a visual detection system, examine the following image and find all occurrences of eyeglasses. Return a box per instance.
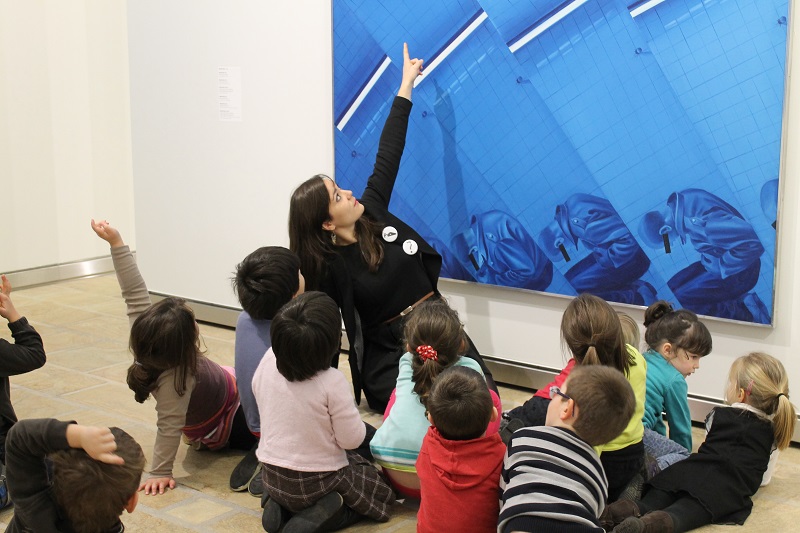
[549,385,575,418]
[549,385,572,402]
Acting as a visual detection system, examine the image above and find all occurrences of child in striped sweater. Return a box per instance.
[499,365,635,533]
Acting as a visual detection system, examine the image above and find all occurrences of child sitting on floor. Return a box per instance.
[370,298,500,498]
[254,291,394,533]
[641,301,712,472]
[0,274,47,473]
[602,352,795,533]
[500,365,636,533]
[416,366,506,533]
[92,219,256,496]
[229,246,304,495]
[5,418,145,532]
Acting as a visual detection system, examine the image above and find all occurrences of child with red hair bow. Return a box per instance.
[369,298,500,498]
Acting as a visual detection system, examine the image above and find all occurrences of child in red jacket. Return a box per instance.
[416,366,505,533]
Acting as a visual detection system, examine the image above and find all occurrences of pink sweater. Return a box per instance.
[253,348,366,471]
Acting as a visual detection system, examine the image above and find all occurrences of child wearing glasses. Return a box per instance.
[416,366,505,533]
[370,299,500,498]
[641,301,712,471]
[500,365,636,533]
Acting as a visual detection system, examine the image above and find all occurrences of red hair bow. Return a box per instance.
[416,345,438,362]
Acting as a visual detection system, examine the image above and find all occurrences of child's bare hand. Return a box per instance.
[1,274,11,296]
[0,291,21,324]
[91,219,125,248]
[67,425,125,465]
[139,476,176,495]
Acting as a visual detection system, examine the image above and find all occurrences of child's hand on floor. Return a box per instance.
[91,219,125,248]
[139,476,176,496]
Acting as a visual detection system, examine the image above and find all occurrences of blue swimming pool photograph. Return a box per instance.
[332,0,788,325]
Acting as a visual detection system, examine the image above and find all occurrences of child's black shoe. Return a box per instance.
[230,445,261,491]
[262,497,291,532]
[283,492,345,533]
[248,469,265,498]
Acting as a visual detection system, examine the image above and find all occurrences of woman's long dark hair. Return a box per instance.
[126,297,200,403]
[289,175,384,290]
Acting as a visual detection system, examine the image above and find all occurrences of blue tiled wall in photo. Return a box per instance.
[332,0,787,325]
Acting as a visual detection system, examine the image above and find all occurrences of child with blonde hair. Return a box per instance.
[603,352,796,532]
[370,298,499,498]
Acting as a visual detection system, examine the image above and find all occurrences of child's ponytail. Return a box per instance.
[728,352,796,450]
[405,299,467,406]
[126,362,161,403]
[412,346,445,406]
[772,393,796,450]
[561,294,630,375]
[127,297,200,403]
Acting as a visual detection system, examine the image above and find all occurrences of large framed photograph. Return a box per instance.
[333,0,788,325]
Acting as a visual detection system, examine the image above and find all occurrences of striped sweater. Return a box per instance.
[499,426,606,533]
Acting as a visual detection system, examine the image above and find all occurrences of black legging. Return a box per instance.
[638,488,713,532]
[602,440,644,502]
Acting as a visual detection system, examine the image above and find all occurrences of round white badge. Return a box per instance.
[403,239,418,255]
[382,226,398,242]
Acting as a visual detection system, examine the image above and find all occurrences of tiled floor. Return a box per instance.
[1,274,798,531]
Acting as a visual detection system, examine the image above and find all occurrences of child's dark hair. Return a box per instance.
[427,366,492,441]
[127,297,200,403]
[562,294,632,375]
[566,365,636,446]
[727,352,796,450]
[643,300,712,357]
[51,427,145,532]
[233,246,301,320]
[404,299,467,406]
[271,291,341,382]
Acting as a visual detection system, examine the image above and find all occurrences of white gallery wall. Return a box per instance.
[0,0,136,274]
[125,0,797,402]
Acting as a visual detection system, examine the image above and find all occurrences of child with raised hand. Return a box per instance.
[603,352,796,532]
[641,301,712,471]
[500,365,636,533]
[254,291,394,533]
[416,366,505,533]
[369,298,500,498]
[502,294,645,501]
[91,219,255,496]
[5,418,145,532]
[0,274,47,468]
